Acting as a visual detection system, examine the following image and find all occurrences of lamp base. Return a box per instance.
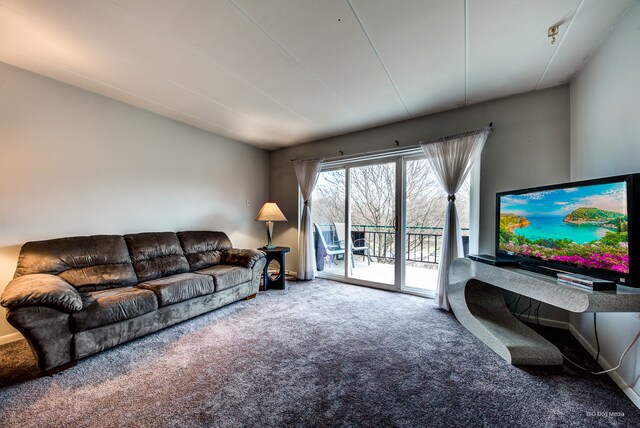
[264,221,276,250]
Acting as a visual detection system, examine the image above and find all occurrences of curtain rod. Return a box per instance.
[420,123,493,145]
[291,123,493,163]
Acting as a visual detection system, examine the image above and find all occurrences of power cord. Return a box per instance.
[525,303,634,376]
[593,313,601,370]
[517,297,531,321]
[506,291,519,308]
[511,295,521,314]
[533,301,542,325]
[562,328,640,375]
[525,298,534,321]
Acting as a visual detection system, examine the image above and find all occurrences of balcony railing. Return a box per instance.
[315,223,469,265]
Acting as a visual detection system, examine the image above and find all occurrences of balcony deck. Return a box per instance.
[317,257,438,294]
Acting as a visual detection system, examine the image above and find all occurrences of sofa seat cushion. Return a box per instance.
[72,287,158,332]
[137,273,215,307]
[196,265,252,291]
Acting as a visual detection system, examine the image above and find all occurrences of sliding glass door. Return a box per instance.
[312,162,397,287]
[311,153,471,296]
[402,157,470,294]
[347,162,396,286]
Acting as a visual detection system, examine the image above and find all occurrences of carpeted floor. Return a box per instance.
[0,279,638,427]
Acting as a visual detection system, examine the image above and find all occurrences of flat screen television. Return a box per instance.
[496,174,640,287]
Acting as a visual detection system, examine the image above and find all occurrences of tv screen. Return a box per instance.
[496,174,638,286]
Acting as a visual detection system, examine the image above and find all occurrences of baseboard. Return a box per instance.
[513,313,570,330]
[0,332,23,345]
[569,324,640,409]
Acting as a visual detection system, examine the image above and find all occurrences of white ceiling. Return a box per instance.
[0,0,634,149]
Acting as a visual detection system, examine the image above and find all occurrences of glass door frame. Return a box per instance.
[399,154,433,296]
[346,158,401,291]
[315,156,403,293]
[312,152,480,298]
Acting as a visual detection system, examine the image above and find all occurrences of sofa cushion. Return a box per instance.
[72,287,158,332]
[14,235,137,292]
[177,231,233,271]
[124,232,190,282]
[196,265,252,291]
[137,273,215,307]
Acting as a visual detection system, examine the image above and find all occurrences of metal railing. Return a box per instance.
[315,224,469,265]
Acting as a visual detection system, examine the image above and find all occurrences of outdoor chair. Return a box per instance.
[314,223,345,270]
[333,222,372,268]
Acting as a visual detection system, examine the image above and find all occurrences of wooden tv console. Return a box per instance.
[448,258,640,365]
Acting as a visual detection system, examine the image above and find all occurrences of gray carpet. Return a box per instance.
[0,279,638,427]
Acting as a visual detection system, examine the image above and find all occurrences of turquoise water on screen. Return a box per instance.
[513,215,607,244]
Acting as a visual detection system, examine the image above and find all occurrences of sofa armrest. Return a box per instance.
[220,249,266,269]
[6,306,76,373]
[1,274,82,313]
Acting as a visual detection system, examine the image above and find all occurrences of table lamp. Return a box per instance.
[255,202,287,249]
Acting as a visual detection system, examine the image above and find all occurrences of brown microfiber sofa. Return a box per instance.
[0,231,266,374]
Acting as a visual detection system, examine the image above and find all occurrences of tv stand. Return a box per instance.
[448,258,640,365]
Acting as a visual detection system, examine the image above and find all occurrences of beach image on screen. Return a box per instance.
[498,182,628,274]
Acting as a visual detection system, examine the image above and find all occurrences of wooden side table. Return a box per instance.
[259,246,290,290]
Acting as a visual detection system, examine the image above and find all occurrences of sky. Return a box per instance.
[500,182,627,217]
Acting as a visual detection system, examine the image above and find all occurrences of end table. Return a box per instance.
[258,246,290,290]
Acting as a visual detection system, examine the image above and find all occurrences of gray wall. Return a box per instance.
[0,63,269,339]
[569,2,640,401]
[270,86,571,272]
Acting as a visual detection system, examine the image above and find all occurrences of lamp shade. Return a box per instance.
[255,202,287,222]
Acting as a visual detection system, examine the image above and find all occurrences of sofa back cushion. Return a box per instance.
[124,232,189,282]
[177,231,233,271]
[14,235,138,292]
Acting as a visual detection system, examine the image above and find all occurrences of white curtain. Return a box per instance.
[421,129,490,310]
[293,159,323,280]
